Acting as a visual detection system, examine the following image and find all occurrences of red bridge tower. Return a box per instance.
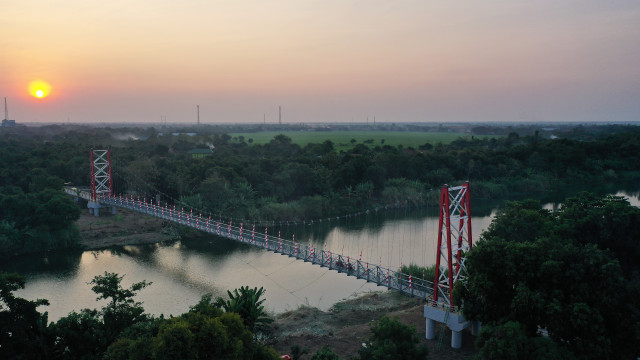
[88,149,114,216]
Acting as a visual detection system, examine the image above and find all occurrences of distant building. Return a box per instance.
[188,148,214,158]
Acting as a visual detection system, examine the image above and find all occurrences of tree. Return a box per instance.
[104,304,278,360]
[556,192,640,277]
[90,272,151,342]
[289,344,309,360]
[463,197,640,360]
[311,346,342,360]
[0,272,50,359]
[475,321,571,360]
[154,320,197,360]
[215,286,273,333]
[480,199,554,244]
[51,309,106,359]
[358,316,428,360]
[104,338,150,360]
[189,293,224,318]
[354,181,374,204]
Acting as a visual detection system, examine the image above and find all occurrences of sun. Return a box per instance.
[29,80,51,99]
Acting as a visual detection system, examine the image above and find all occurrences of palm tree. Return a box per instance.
[216,286,272,332]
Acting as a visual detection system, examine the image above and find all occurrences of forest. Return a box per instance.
[460,193,640,359]
[1,124,639,259]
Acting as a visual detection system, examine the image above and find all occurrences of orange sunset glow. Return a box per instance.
[29,80,51,99]
[1,1,639,123]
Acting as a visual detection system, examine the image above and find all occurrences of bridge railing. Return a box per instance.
[96,194,435,299]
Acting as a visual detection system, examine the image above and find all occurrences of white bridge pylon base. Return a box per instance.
[88,201,117,217]
[424,305,480,349]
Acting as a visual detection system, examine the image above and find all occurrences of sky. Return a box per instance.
[2,1,640,124]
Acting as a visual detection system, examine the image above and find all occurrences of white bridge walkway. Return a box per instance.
[65,186,435,301]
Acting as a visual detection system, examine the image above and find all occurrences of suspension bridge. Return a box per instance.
[65,149,480,348]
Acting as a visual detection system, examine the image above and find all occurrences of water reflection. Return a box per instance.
[3,205,494,321]
[2,250,83,276]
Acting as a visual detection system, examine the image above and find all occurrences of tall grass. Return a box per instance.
[399,263,437,282]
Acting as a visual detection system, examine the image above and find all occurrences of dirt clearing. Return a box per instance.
[269,291,476,359]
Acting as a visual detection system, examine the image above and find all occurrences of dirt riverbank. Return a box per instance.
[76,207,177,249]
[269,291,476,359]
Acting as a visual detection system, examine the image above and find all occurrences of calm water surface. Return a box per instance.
[4,189,638,321]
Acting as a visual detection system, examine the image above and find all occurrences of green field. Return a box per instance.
[228,131,497,149]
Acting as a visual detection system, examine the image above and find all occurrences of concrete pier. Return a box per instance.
[426,318,437,339]
[87,201,116,216]
[451,330,463,348]
[424,304,473,349]
[87,201,101,217]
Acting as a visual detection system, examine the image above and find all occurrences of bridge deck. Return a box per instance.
[65,188,435,300]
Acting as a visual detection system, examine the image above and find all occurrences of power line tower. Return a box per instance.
[2,97,15,127]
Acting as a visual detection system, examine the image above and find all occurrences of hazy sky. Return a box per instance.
[2,1,639,123]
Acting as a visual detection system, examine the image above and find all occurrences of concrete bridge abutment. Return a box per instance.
[87,201,116,217]
[424,305,480,349]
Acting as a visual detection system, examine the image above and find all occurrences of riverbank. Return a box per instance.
[269,291,476,359]
[76,207,177,249]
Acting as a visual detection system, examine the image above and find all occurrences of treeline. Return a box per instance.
[0,271,428,360]
[1,125,639,256]
[461,193,640,360]
[0,152,81,257]
[117,128,638,220]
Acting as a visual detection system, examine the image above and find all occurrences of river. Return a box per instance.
[3,189,638,322]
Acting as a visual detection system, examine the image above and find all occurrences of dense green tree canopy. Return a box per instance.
[0,272,50,359]
[2,125,640,258]
[1,271,283,359]
[463,194,640,360]
[358,316,428,360]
